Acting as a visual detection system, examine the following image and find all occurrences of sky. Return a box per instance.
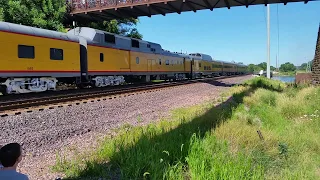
[136,1,320,67]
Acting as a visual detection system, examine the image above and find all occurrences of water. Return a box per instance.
[272,76,295,83]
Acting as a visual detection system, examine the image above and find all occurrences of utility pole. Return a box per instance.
[267,4,271,79]
[276,55,278,71]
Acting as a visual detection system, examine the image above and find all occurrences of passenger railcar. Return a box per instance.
[0,22,247,95]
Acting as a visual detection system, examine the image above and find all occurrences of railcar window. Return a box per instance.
[136,57,139,64]
[204,66,207,70]
[147,44,151,48]
[166,60,169,65]
[199,63,201,67]
[50,48,63,60]
[18,45,35,59]
[159,59,161,65]
[212,64,221,68]
[100,53,104,62]
[105,34,115,44]
[131,39,140,48]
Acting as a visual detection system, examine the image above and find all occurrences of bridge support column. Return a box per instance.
[312,25,320,85]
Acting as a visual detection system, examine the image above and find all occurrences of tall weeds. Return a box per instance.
[54,77,320,180]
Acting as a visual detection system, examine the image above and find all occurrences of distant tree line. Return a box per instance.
[298,60,313,71]
[0,0,143,39]
[247,62,276,73]
[247,59,314,73]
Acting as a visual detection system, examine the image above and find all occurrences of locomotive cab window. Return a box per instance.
[100,53,104,62]
[131,39,140,48]
[105,33,115,44]
[18,45,35,59]
[50,48,63,60]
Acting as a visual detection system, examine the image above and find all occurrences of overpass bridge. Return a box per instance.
[69,0,314,20]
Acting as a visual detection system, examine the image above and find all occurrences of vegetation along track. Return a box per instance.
[0,75,241,115]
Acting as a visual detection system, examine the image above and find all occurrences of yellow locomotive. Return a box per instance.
[0,22,247,95]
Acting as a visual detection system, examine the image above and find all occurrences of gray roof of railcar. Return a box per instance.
[212,59,247,66]
[67,27,196,59]
[67,27,177,56]
[189,53,213,61]
[0,21,79,42]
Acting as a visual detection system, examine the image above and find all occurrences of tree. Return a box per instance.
[257,62,267,71]
[1,0,66,31]
[1,0,143,39]
[0,8,3,21]
[247,64,263,73]
[299,63,307,70]
[247,64,255,73]
[270,66,276,71]
[279,62,296,72]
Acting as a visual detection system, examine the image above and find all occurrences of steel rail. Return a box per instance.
[0,75,240,113]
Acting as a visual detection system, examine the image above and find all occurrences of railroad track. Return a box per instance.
[0,75,241,115]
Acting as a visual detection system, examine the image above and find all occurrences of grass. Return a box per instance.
[53,77,320,180]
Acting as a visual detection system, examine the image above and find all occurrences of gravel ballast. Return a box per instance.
[0,75,252,179]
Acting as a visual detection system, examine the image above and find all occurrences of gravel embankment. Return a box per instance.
[0,75,252,179]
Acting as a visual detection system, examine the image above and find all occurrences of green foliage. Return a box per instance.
[1,0,66,31]
[298,60,313,71]
[299,63,308,70]
[247,63,263,73]
[1,0,143,39]
[257,62,267,70]
[279,62,296,72]
[247,63,275,73]
[0,8,3,21]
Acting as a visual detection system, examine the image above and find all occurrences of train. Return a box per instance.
[0,21,248,95]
